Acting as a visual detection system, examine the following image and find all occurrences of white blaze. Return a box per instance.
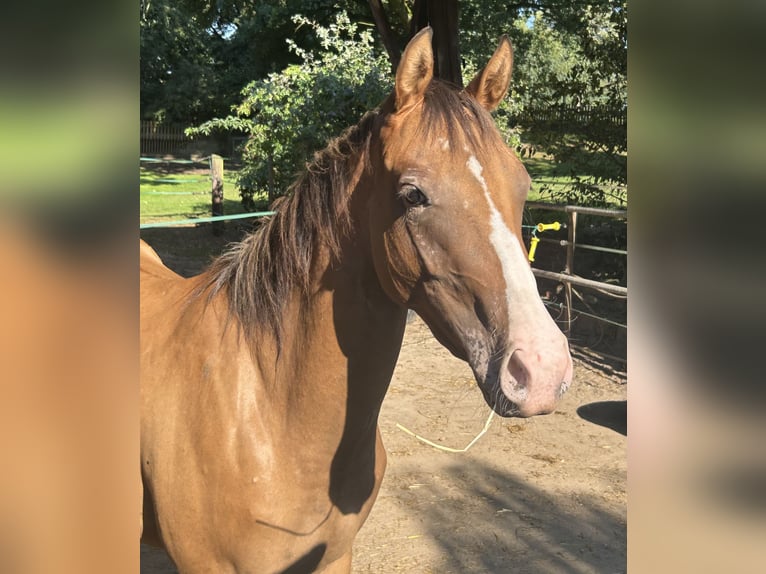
[466,155,540,325]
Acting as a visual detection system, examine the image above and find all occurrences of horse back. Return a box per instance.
[140,239,181,282]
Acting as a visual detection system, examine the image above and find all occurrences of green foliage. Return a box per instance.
[146,1,627,208]
[188,13,392,209]
[524,3,626,207]
[140,1,227,123]
[459,1,627,207]
[140,0,370,125]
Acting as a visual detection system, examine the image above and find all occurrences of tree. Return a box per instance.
[513,3,627,206]
[140,0,370,124]
[368,0,462,85]
[365,0,627,205]
[140,0,227,123]
[163,1,626,207]
[188,13,392,209]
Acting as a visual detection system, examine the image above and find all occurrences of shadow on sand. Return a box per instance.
[407,458,626,573]
[577,400,627,436]
[142,458,626,573]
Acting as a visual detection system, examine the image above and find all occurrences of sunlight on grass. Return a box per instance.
[140,154,623,225]
[524,155,577,202]
[523,154,626,206]
[140,165,245,223]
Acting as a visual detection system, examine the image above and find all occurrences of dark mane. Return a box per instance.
[199,110,377,342]
[199,79,501,343]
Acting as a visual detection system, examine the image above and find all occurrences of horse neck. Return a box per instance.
[235,224,406,513]
[250,168,408,445]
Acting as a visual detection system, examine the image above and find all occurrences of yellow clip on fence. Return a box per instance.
[528,221,562,262]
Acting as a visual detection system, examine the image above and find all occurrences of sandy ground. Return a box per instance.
[140,226,626,573]
[349,316,626,573]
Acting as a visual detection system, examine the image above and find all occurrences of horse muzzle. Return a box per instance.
[476,334,573,418]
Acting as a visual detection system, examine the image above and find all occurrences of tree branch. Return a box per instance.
[367,0,401,72]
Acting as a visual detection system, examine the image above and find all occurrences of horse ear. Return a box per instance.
[395,27,434,112]
[465,36,513,111]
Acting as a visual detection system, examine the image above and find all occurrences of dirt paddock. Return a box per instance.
[140,225,627,573]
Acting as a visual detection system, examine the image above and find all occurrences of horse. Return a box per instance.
[140,28,573,573]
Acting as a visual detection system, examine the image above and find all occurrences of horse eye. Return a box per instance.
[400,184,429,207]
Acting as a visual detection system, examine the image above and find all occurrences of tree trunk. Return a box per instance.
[409,0,462,87]
[369,0,463,87]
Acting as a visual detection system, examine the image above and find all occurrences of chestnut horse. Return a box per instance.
[141,29,573,573]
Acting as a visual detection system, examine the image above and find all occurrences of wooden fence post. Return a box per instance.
[210,154,224,236]
[267,153,275,204]
[564,211,577,336]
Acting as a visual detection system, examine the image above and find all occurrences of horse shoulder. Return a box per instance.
[140,239,181,282]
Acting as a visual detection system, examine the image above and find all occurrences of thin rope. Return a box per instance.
[140,156,211,164]
[140,190,207,195]
[396,408,495,453]
[140,211,275,229]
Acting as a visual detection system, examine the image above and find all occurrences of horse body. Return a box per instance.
[141,29,572,573]
[141,239,403,571]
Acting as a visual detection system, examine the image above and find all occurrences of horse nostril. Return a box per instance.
[499,350,531,406]
[507,350,530,391]
[496,345,572,417]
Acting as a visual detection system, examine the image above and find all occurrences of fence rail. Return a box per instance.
[526,201,627,337]
[526,202,627,218]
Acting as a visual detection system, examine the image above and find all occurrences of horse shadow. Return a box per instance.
[140,544,178,574]
[577,400,627,436]
[408,459,626,573]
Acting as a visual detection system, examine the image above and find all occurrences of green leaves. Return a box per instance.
[188,12,391,209]
[468,3,627,207]
[172,2,626,209]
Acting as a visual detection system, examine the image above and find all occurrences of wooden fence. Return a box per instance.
[515,105,626,128]
[526,201,627,340]
[141,121,196,156]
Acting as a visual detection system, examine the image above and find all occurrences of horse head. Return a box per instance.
[367,28,573,417]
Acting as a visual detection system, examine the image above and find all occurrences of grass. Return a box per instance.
[522,146,627,207]
[140,164,246,223]
[523,154,576,202]
[139,154,622,225]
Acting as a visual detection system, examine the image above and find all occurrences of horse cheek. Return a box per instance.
[375,222,419,306]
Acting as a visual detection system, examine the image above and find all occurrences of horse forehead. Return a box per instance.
[379,111,529,193]
[474,149,530,189]
[381,126,501,173]
[450,144,530,198]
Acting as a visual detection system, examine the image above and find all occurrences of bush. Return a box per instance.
[188,13,391,209]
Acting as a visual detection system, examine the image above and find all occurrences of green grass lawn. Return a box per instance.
[524,155,574,202]
[140,154,622,224]
[523,154,597,202]
[140,165,246,223]
[523,150,627,206]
